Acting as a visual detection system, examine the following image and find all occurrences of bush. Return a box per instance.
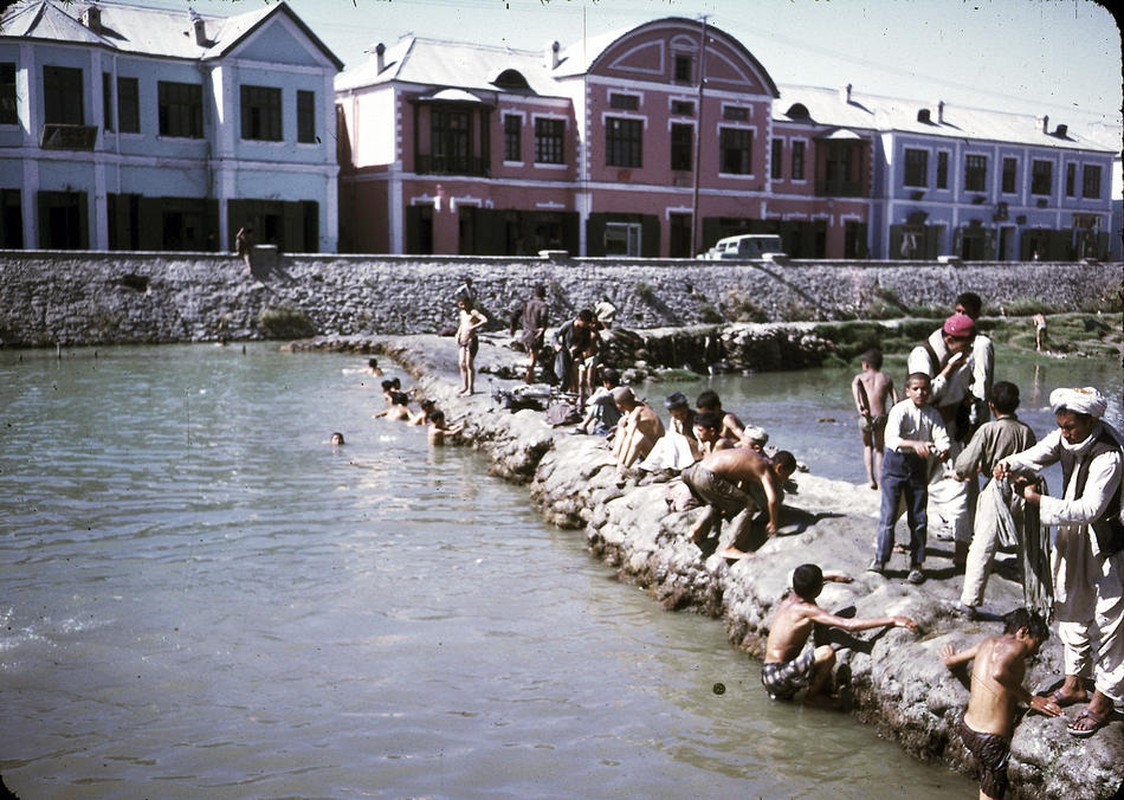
[258,305,316,339]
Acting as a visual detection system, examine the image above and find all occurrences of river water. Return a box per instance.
[1,343,1116,799]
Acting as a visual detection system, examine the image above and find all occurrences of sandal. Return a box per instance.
[1042,688,1086,709]
[1067,706,1111,738]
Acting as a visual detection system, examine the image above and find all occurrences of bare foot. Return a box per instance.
[1043,686,1089,708]
[719,546,749,561]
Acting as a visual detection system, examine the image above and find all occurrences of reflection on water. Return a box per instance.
[1,343,1069,799]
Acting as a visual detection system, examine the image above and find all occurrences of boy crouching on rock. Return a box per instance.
[762,563,919,705]
[940,608,1061,800]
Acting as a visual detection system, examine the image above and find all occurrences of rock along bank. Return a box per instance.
[289,330,1123,800]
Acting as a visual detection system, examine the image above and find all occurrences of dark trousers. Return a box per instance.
[875,449,929,566]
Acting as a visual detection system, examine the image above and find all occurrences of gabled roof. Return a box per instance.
[336,35,563,99]
[775,84,1116,154]
[0,0,343,70]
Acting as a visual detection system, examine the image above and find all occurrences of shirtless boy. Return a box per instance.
[375,379,412,421]
[940,609,1061,799]
[610,386,665,470]
[427,409,464,446]
[852,348,898,489]
[692,411,735,456]
[763,563,918,703]
[680,446,797,558]
[696,390,746,443]
[455,297,488,395]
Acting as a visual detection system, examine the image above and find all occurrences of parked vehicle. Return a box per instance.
[698,234,785,260]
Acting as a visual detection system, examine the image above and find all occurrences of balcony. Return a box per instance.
[415,154,489,177]
[41,124,98,151]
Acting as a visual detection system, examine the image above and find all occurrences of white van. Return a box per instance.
[699,234,785,260]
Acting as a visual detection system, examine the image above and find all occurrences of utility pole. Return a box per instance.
[690,15,708,257]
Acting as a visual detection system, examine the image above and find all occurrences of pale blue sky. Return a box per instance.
[122,0,1123,129]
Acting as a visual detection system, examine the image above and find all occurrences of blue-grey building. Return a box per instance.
[774,84,1117,261]
[0,0,342,252]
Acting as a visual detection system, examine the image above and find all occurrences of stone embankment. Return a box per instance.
[0,249,1119,347]
[292,330,1124,800]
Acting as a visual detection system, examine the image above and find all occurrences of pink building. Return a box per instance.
[333,18,866,258]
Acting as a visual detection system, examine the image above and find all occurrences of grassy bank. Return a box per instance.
[814,312,1122,369]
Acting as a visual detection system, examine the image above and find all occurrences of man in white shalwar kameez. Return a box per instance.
[996,386,1124,737]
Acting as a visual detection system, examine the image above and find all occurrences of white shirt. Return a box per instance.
[884,397,951,454]
[1002,426,1123,534]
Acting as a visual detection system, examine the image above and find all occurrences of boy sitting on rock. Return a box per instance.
[762,563,918,705]
[940,608,1061,800]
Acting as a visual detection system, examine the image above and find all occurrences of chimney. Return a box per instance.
[548,41,561,69]
[937,100,945,124]
[189,10,208,47]
[917,108,931,124]
[375,42,386,73]
[1054,123,1068,138]
[1039,114,1049,134]
[81,3,101,31]
[839,83,852,104]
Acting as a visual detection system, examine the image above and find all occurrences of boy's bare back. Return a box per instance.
[855,370,896,417]
[764,594,818,663]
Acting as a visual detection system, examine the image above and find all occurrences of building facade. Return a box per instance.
[0,0,342,253]
[336,17,1115,261]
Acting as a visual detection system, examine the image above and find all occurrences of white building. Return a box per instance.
[0,0,342,252]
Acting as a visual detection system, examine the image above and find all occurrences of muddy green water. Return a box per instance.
[4,343,1115,799]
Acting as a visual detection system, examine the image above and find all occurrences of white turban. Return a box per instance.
[1049,386,1108,419]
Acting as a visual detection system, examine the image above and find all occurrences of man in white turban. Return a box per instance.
[995,386,1123,737]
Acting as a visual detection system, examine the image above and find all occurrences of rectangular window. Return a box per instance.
[671,100,694,116]
[673,54,692,84]
[0,63,16,125]
[771,138,783,180]
[964,154,987,192]
[240,85,282,141]
[719,127,751,174]
[1001,157,1017,193]
[904,148,928,187]
[503,114,521,161]
[117,77,139,133]
[1065,163,1076,197]
[1031,159,1052,195]
[158,81,203,138]
[297,90,315,143]
[1082,164,1102,199]
[723,106,749,121]
[432,108,469,162]
[609,93,639,111]
[670,122,693,171]
[605,117,642,168]
[102,72,114,132]
[937,151,949,189]
[534,117,564,164]
[44,65,84,125]
[604,221,642,256]
[791,140,805,180]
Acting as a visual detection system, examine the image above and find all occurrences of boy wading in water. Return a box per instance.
[762,563,918,705]
[455,297,488,395]
[940,609,1062,800]
[851,348,898,490]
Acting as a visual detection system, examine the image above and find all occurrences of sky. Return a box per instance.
[108,0,1123,130]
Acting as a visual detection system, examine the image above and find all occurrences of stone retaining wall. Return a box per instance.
[353,332,1123,800]
[0,250,1118,347]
